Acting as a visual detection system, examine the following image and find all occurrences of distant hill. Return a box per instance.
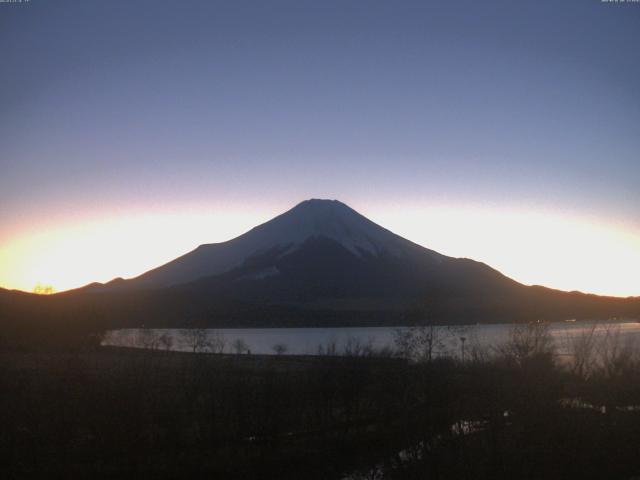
[1,199,639,342]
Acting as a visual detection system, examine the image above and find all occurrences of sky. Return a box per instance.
[1,0,639,297]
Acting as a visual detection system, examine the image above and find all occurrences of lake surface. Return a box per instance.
[103,319,640,358]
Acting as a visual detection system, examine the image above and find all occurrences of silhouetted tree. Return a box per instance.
[158,332,174,351]
[272,343,288,355]
[180,328,209,353]
[232,338,249,354]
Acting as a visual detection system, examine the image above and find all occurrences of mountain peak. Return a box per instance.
[129,199,431,288]
[291,198,351,212]
[297,198,342,205]
[265,198,398,255]
[297,198,345,205]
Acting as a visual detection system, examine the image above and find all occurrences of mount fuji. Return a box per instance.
[2,199,639,330]
[121,199,510,294]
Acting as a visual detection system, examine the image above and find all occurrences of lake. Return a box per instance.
[103,319,640,358]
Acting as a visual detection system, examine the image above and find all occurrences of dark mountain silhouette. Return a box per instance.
[1,199,639,339]
[122,199,451,289]
[106,199,520,298]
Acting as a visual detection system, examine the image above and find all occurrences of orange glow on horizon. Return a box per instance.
[1,204,639,298]
[0,209,270,294]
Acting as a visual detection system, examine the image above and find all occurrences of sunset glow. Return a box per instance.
[1,202,638,297]
[0,208,267,294]
[1,0,639,298]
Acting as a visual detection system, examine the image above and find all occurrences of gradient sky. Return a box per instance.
[1,0,639,296]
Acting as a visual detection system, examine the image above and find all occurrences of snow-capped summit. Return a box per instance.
[129,199,442,288]
[263,199,393,255]
[238,198,434,257]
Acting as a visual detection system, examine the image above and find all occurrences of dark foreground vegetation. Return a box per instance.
[3,323,640,479]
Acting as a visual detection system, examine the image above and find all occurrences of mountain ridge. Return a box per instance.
[1,199,638,336]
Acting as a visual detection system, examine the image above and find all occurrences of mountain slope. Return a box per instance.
[180,235,520,305]
[125,199,446,289]
[2,199,638,335]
